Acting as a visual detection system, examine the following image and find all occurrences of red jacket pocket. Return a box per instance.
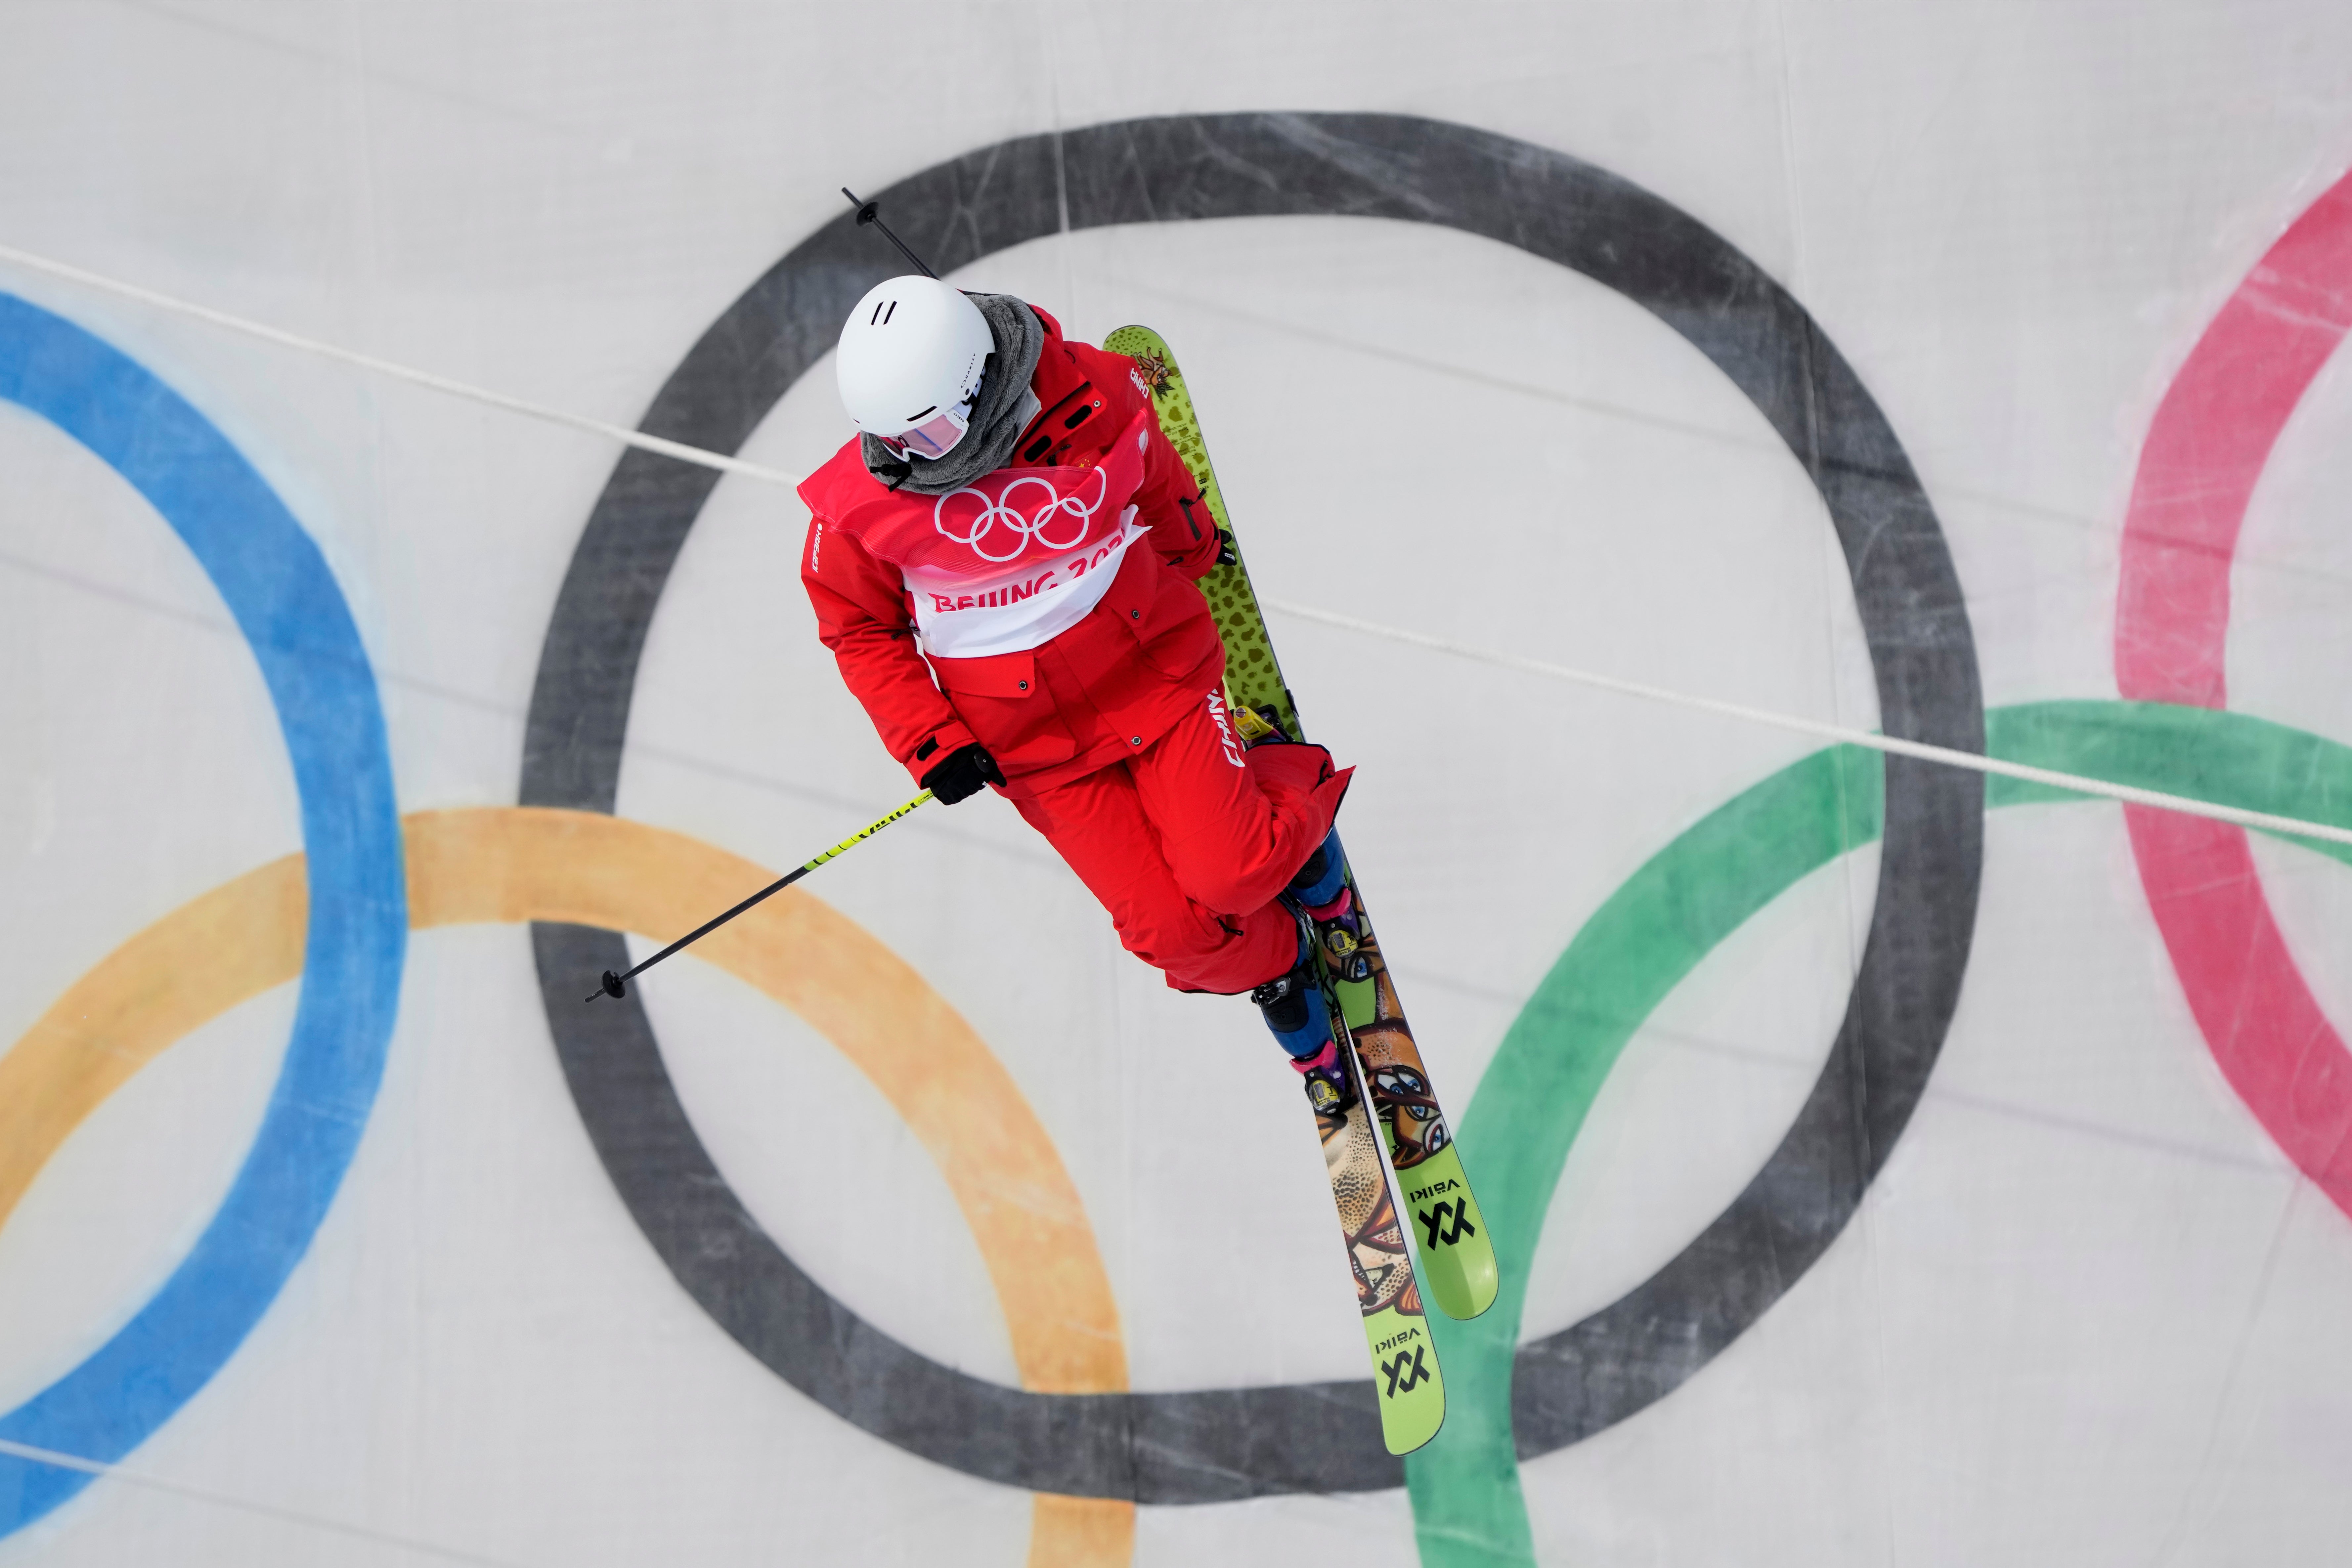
[928,650,1077,773]
[1103,545,1222,682]
[931,649,1039,699]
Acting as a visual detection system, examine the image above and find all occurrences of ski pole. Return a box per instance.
[586,790,935,1002]
[840,187,939,279]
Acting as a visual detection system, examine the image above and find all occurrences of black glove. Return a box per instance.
[921,742,1004,804]
[1215,530,1239,566]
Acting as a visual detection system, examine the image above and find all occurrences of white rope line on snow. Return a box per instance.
[1263,599,2352,852]
[8,239,2349,852]
[0,1436,532,1568]
[0,240,802,487]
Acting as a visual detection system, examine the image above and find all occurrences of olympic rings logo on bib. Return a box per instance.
[934,466,1110,563]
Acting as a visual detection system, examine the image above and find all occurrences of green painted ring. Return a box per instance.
[1413,699,2352,1562]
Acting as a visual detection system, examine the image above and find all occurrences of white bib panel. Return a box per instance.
[905,506,1144,658]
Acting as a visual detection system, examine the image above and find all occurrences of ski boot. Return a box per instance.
[1283,829,1371,984]
[1286,1035,1357,1117]
[1252,918,1356,1115]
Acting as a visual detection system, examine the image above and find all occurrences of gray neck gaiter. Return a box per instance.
[861,292,1045,494]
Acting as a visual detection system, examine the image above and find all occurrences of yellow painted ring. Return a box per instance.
[0,807,1132,1565]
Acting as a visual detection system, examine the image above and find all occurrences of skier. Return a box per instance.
[797,275,1359,1108]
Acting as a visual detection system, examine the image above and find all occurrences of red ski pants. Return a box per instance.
[1011,691,1352,995]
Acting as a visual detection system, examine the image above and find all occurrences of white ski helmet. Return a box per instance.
[836,275,995,460]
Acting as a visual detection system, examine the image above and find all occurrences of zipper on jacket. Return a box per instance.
[1177,494,1203,541]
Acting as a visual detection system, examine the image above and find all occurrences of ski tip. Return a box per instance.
[1383,1391,1446,1456]
[1429,1251,1501,1322]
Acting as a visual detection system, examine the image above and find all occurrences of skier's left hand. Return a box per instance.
[921,743,1004,804]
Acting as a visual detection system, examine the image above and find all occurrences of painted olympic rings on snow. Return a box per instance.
[13,127,2349,1566]
[520,112,1984,1502]
[17,709,2346,1567]
[0,809,1133,1563]
[0,296,406,1538]
[2113,169,2352,713]
[2113,169,2352,1219]
[936,467,1109,561]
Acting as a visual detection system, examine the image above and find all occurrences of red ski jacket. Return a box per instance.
[799,308,1226,797]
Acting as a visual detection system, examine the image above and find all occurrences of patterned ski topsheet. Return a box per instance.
[1105,324,1498,1327]
[1322,1074,1443,1455]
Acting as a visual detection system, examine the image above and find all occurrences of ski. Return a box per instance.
[1297,878,1499,1323]
[1319,1036,1446,1455]
[1108,325,1494,1445]
[1109,323,1500,1325]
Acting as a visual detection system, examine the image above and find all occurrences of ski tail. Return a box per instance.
[1316,984,1446,1453]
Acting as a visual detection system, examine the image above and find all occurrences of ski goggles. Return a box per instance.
[874,405,970,461]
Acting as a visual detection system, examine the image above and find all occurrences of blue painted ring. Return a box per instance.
[0,295,406,1535]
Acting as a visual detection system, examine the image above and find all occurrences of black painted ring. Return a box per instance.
[521,112,1984,1500]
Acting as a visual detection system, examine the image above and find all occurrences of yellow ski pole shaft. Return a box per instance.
[586,790,935,1001]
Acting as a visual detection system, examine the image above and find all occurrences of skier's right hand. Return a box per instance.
[921,743,1004,804]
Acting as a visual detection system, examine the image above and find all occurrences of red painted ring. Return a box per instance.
[2115,170,2352,1216]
